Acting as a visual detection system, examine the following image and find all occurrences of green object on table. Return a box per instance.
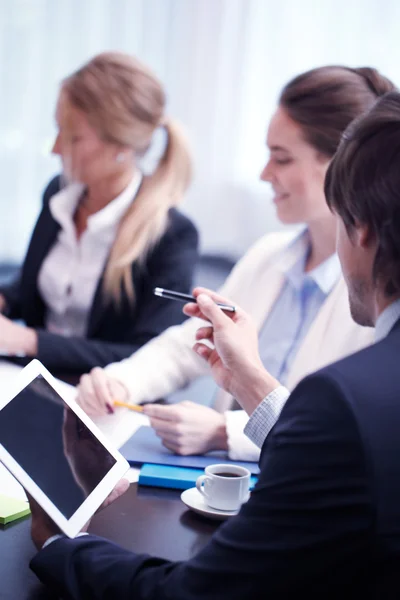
[0,494,31,525]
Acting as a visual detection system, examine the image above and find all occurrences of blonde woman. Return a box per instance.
[0,52,198,379]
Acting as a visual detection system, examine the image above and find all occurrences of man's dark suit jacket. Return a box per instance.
[0,176,199,376]
[31,318,400,598]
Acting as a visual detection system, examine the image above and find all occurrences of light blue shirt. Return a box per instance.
[258,232,341,385]
[375,299,400,342]
[245,298,400,450]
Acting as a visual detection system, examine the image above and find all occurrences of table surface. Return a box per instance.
[0,482,219,599]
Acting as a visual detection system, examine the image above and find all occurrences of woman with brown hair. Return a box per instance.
[76,65,394,449]
[0,52,198,379]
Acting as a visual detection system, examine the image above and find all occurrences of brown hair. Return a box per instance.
[280,66,396,157]
[62,51,192,305]
[325,91,400,296]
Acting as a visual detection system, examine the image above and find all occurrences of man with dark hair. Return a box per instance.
[28,93,400,598]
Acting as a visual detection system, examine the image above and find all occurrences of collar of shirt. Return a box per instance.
[375,298,400,342]
[275,229,341,295]
[49,171,143,236]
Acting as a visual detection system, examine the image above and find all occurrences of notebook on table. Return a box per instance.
[138,463,258,491]
[0,463,30,525]
[0,495,30,525]
[119,425,260,475]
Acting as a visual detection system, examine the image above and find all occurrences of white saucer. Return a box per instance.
[180,487,239,521]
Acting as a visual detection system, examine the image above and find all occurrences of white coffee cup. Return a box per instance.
[196,463,251,511]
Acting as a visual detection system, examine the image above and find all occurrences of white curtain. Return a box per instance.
[1,0,400,262]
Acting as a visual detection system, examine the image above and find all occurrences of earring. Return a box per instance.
[116,152,126,163]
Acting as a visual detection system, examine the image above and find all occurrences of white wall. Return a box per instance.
[0,0,399,262]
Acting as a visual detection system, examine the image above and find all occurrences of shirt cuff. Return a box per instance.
[225,410,261,462]
[244,386,290,449]
[42,532,88,549]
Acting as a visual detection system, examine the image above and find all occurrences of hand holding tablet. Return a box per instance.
[28,477,130,549]
[0,359,130,539]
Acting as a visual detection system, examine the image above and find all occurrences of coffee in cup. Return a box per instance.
[196,463,250,511]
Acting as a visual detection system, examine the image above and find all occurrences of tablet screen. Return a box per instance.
[0,375,116,519]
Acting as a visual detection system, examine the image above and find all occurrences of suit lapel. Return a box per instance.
[249,268,286,330]
[22,209,60,323]
[286,280,342,389]
[87,272,107,336]
[237,235,306,331]
[389,317,400,335]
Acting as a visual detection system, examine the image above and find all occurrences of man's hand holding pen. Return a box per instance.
[183,287,280,416]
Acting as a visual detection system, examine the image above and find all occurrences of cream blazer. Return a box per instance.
[106,231,374,460]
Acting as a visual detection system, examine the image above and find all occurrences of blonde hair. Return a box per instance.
[62,51,192,305]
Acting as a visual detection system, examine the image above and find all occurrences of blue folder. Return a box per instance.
[120,425,259,474]
[138,463,258,491]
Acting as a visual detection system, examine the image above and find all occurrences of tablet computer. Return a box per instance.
[0,359,129,538]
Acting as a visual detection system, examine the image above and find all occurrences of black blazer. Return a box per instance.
[31,319,400,598]
[1,176,199,377]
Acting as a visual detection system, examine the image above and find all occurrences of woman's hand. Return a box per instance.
[143,401,228,455]
[76,367,129,416]
[0,314,37,355]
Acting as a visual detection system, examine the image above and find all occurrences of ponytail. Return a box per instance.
[103,118,192,306]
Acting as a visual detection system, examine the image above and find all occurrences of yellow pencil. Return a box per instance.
[113,400,144,413]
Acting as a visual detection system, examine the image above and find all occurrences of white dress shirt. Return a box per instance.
[245,298,400,450]
[38,173,142,338]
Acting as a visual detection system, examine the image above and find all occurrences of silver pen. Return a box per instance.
[153,287,236,313]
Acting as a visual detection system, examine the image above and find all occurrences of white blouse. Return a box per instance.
[38,173,142,338]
